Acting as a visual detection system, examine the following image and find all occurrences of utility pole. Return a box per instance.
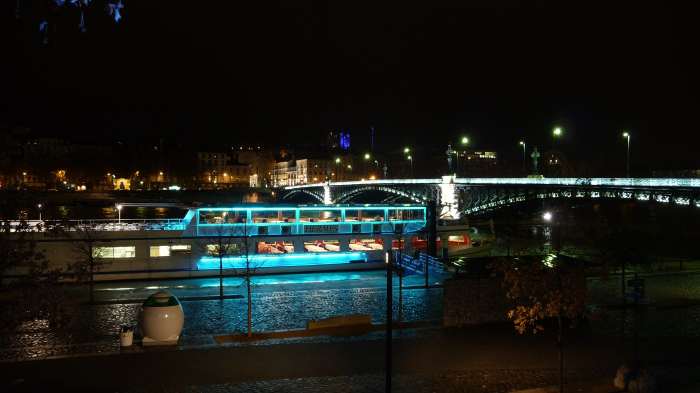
[385,251,393,393]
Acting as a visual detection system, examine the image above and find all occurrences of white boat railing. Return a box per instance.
[5,219,186,232]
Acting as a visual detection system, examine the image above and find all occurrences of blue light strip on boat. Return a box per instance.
[197,251,369,270]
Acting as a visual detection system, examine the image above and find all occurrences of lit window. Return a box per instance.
[304,240,340,252]
[93,246,136,259]
[170,244,192,254]
[149,245,171,257]
[206,244,240,256]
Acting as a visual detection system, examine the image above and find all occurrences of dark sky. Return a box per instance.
[3,1,699,170]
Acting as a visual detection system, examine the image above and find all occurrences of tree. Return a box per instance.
[493,255,587,393]
[0,219,70,329]
[199,223,241,299]
[68,223,110,304]
[236,222,264,337]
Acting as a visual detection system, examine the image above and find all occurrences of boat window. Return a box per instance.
[388,208,424,221]
[299,210,340,223]
[303,240,340,252]
[251,209,296,223]
[170,244,192,254]
[345,209,385,222]
[257,241,294,254]
[199,210,247,224]
[149,245,171,257]
[349,238,384,251]
[206,243,241,256]
[92,246,136,259]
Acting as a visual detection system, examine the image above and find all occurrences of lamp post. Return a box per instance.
[622,131,631,177]
[460,136,469,176]
[116,204,122,224]
[407,155,413,177]
[519,140,526,171]
[552,127,563,149]
[335,157,341,181]
[37,203,42,221]
[403,147,410,154]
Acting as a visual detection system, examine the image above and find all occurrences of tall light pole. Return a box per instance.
[519,140,526,172]
[622,131,631,177]
[116,204,122,224]
[335,157,341,181]
[37,203,42,221]
[407,155,413,177]
[460,136,469,176]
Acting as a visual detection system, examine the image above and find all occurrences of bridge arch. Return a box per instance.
[280,189,325,204]
[333,186,425,204]
[461,188,697,215]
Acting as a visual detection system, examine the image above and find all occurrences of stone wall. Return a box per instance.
[443,275,511,327]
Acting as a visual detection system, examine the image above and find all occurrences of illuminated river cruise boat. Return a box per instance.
[14,204,433,281]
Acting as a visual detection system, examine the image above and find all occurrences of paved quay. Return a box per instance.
[3,324,700,392]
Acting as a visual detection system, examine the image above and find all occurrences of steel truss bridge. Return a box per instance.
[280,176,700,219]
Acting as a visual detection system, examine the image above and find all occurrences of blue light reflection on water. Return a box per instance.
[200,273,366,287]
[197,251,368,270]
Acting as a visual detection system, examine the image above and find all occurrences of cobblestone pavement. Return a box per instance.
[122,369,611,393]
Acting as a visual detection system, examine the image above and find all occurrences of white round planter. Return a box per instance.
[140,291,184,346]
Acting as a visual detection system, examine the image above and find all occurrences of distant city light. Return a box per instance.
[364,153,371,160]
[404,147,410,154]
[461,136,469,145]
[335,157,341,163]
[542,211,552,221]
[553,127,563,137]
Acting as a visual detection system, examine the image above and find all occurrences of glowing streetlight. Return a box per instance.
[403,147,410,154]
[37,203,42,221]
[553,127,562,137]
[461,136,469,145]
[335,157,341,164]
[364,153,371,160]
[622,131,631,177]
[519,140,526,171]
[116,204,123,223]
[542,211,553,222]
[407,154,413,176]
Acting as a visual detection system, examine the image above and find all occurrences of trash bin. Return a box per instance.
[120,325,134,347]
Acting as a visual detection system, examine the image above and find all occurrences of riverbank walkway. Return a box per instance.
[3,324,700,392]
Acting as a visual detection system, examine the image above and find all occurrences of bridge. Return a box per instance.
[280,176,700,219]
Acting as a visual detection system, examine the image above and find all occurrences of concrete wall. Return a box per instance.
[442,275,510,327]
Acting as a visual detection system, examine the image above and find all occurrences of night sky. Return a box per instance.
[3,1,698,170]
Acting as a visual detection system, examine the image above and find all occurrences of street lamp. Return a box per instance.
[461,136,469,145]
[553,127,562,137]
[622,131,631,177]
[37,203,42,221]
[403,147,411,154]
[364,153,371,160]
[542,211,553,222]
[519,140,526,171]
[407,155,413,177]
[335,157,341,180]
[116,204,122,224]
